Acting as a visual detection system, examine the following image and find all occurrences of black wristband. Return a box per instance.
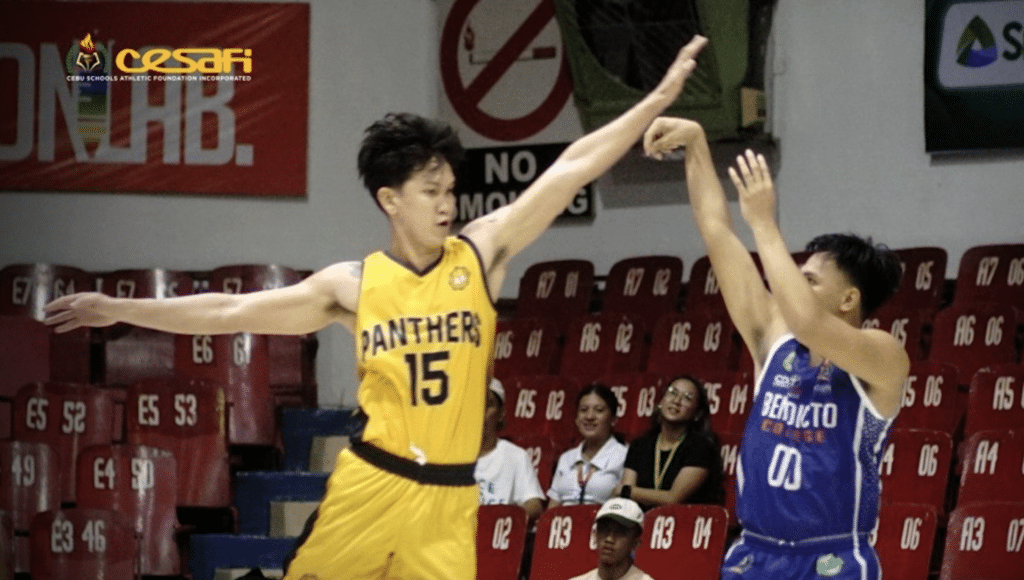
[621,485,632,499]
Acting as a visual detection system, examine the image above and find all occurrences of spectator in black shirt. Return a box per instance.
[617,375,723,508]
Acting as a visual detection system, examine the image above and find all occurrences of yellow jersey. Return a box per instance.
[354,235,497,466]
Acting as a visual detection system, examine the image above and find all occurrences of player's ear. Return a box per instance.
[840,285,860,315]
[377,186,399,215]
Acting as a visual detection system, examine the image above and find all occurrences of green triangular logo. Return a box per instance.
[956,16,999,68]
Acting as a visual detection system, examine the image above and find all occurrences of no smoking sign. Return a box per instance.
[440,0,574,143]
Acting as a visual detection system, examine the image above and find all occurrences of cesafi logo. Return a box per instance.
[937,0,1024,88]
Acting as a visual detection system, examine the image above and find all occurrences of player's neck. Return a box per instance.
[659,422,687,446]
[582,435,610,460]
[388,232,444,273]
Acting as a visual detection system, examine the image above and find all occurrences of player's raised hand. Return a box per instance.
[643,117,705,160]
[729,149,777,227]
[43,292,118,333]
[651,35,709,103]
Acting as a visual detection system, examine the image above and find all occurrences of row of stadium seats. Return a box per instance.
[513,244,1023,330]
[6,499,1021,580]
[494,300,1023,382]
[2,388,1020,579]
[496,363,1024,451]
[0,263,318,410]
[488,500,1024,580]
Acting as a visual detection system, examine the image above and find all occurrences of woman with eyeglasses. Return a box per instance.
[616,375,723,509]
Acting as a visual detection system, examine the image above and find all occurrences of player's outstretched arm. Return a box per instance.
[43,261,360,336]
[731,151,908,415]
[462,36,708,289]
[644,117,781,365]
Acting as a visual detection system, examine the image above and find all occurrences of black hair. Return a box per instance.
[805,233,902,318]
[357,112,465,210]
[576,383,620,416]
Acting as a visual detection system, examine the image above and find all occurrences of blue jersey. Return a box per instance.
[736,334,895,541]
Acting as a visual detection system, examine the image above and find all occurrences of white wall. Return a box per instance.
[2,0,1021,406]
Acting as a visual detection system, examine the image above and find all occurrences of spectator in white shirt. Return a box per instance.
[475,378,545,522]
[567,498,654,580]
[548,384,627,507]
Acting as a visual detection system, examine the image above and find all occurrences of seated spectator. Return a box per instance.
[618,375,722,508]
[568,497,654,580]
[548,384,627,507]
[475,378,546,522]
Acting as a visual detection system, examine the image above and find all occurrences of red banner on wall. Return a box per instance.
[0,2,309,197]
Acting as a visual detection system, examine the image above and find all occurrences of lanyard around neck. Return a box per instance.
[654,432,686,490]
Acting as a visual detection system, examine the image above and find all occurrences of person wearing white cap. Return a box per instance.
[568,498,654,580]
[475,377,545,522]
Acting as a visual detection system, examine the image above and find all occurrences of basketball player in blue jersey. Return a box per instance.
[43,37,708,580]
[643,117,907,580]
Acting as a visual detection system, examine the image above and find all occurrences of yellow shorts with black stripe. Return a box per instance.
[283,448,478,580]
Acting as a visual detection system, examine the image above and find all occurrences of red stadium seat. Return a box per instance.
[597,372,664,442]
[601,256,683,329]
[634,504,729,580]
[939,501,1024,580]
[0,441,59,532]
[862,305,930,361]
[0,315,89,399]
[646,311,741,375]
[0,510,11,580]
[504,433,560,494]
[98,268,194,387]
[0,264,93,385]
[929,301,1019,386]
[529,504,599,580]
[12,382,117,503]
[869,502,937,580]
[685,255,729,315]
[956,430,1024,507]
[97,267,194,300]
[717,431,743,528]
[477,504,529,580]
[953,243,1024,309]
[559,313,646,382]
[700,370,753,436]
[879,428,953,514]
[504,375,581,449]
[493,317,561,380]
[0,316,50,402]
[516,260,595,333]
[102,325,176,386]
[892,361,963,434]
[210,264,317,406]
[75,444,180,575]
[174,332,275,445]
[29,507,136,580]
[0,263,94,320]
[964,364,1024,441]
[889,246,948,314]
[126,378,230,507]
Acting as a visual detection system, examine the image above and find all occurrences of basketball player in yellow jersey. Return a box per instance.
[44,35,708,580]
